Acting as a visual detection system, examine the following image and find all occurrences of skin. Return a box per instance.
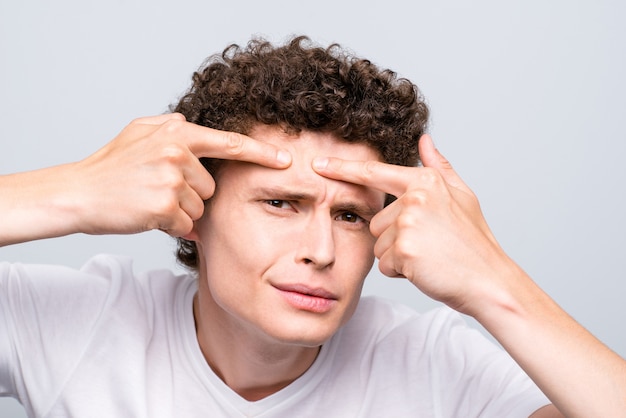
[0,113,291,245]
[313,134,626,418]
[188,125,386,400]
[2,113,624,416]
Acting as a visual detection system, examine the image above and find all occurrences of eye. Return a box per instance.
[265,200,291,209]
[337,211,365,224]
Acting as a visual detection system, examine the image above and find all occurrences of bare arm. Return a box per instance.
[313,135,626,417]
[0,113,291,246]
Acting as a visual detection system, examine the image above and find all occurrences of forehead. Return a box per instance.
[249,125,381,165]
[214,125,384,205]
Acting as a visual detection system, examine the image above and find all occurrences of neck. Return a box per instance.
[193,280,320,401]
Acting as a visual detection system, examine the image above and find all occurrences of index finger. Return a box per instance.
[312,157,413,197]
[175,121,292,168]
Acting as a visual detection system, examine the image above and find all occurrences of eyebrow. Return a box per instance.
[253,186,313,201]
[253,186,383,218]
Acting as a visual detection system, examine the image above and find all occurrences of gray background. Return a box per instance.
[1,0,625,416]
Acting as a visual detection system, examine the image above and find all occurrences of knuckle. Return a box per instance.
[160,144,187,164]
[373,242,383,259]
[402,190,428,207]
[190,200,206,220]
[170,112,186,121]
[162,173,185,191]
[419,167,442,187]
[129,116,152,126]
[369,218,383,238]
[378,255,400,278]
[179,222,194,238]
[394,236,415,260]
[361,160,379,180]
[179,218,195,237]
[119,120,143,137]
[155,196,180,216]
[395,211,419,230]
[152,173,185,204]
[199,178,216,200]
[161,118,184,134]
[224,132,246,157]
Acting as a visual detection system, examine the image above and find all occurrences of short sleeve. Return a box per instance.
[0,259,114,415]
[426,308,550,417]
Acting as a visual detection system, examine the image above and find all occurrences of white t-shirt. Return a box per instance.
[0,255,549,417]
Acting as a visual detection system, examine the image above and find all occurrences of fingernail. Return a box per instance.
[312,157,329,170]
[277,150,292,166]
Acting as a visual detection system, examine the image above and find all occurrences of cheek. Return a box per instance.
[197,207,292,283]
[336,233,377,281]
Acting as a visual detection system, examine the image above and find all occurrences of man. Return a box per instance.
[1,36,625,417]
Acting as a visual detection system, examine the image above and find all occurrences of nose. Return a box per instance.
[295,212,335,269]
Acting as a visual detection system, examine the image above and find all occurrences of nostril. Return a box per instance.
[303,258,313,264]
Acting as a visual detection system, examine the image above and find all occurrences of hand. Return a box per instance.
[73,113,292,237]
[316,135,626,417]
[313,134,511,315]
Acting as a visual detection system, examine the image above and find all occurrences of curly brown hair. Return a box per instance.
[171,35,429,270]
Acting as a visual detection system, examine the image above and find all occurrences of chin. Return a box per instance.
[261,314,349,348]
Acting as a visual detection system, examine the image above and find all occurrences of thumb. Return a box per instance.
[419,134,470,192]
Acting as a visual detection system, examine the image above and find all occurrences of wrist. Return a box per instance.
[466,256,540,328]
[1,162,89,245]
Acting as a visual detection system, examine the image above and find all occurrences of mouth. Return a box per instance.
[272,283,338,313]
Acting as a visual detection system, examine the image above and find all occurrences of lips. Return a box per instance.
[272,283,338,313]
[273,283,338,299]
